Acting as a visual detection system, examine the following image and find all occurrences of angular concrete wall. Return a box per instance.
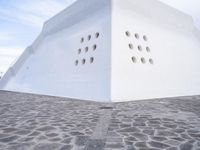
[111,0,200,102]
[1,0,112,102]
[1,0,200,102]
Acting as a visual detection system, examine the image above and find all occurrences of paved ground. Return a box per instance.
[0,91,200,150]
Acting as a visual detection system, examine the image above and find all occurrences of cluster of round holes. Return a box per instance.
[80,32,100,43]
[128,44,151,53]
[75,32,100,67]
[125,31,154,65]
[125,31,148,41]
[75,57,94,66]
[77,45,97,54]
[131,57,154,64]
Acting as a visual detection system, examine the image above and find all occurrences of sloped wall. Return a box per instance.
[2,0,112,102]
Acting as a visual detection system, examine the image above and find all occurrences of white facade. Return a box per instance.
[0,0,200,102]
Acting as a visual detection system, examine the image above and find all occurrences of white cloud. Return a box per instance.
[0,7,43,28]
[18,0,67,18]
[0,0,74,28]
[0,0,75,74]
[0,33,14,41]
[0,47,22,56]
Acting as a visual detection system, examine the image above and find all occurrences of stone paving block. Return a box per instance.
[32,143,62,150]
[179,142,193,150]
[118,127,140,133]
[148,141,170,149]
[75,136,90,146]
[105,142,125,149]
[84,139,105,150]
[59,145,73,150]
[0,135,19,143]
[0,91,200,150]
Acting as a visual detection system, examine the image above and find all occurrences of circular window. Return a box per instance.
[135,33,139,39]
[129,43,133,49]
[125,31,130,37]
[146,47,150,52]
[149,58,154,64]
[75,60,79,66]
[138,45,142,51]
[88,35,91,41]
[82,59,86,65]
[141,57,146,64]
[93,45,97,51]
[78,49,81,54]
[80,37,84,43]
[85,47,89,53]
[143,35,148,41]
[96,32,100,38]
[132,57,137,63]
[90,57,94,63]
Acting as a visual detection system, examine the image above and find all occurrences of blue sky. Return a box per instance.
[0,0,75,73]
[0,0,200,74]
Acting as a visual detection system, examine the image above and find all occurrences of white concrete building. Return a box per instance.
[0,0,200,102]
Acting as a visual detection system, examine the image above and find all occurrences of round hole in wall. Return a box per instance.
[129,43,133,49]
[75,60,79,66]
[141,57,146,64]
[88,35,91,41]
[93,45,97,51]
[135,33,139,39]
[96,32,100,38]
[149,58,154,64]
[138,45,142,51]
[80,37,84,43]
[125,31,131,37]
[143,35,148,41]
[146,47,150,52]
[85,47,89,53]
[132,57,137,63]
[90,57,94,63]
[78,49,81,54]
[82,59,86,65]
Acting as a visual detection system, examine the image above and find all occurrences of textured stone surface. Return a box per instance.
[0,91,200,150]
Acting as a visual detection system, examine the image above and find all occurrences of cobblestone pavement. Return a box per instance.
[0,91,200,150]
